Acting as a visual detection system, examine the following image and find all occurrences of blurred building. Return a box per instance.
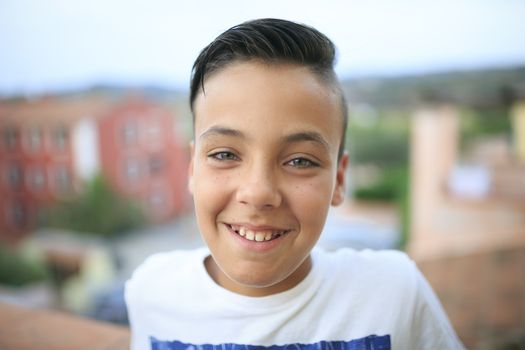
[409,103,525,256]
[512,99,525,162]
[408,101,525,348]
[0,94,189,242]
[96,98,188,222]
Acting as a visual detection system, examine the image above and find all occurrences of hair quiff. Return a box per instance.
[189,18,347,159]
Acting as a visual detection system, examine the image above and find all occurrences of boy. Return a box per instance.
[125,18,464,349]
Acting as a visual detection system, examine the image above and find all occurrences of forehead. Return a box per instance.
[193,61,342,149]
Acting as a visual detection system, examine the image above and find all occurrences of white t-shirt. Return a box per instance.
[125,247,464,350]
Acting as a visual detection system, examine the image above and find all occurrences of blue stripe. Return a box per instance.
[150,335,391,350]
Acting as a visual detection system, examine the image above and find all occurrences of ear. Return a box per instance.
[188,141,195,195]
[331,152,349,206]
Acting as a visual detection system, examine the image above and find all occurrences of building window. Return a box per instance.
[148,155,165,175]
[54,165,71,194]
[7,164,23,190]
[53,125,69,151]
[149,191,165,208]
[147,122,161,140]
[10,200,26,229]
[122,121,138,146]
[27,167,46,191]
[3,126,19,150]
[124,159,141,182]
[26,126,43,152]
[147,123,161,138]
[144,121,163,150]
[148,189,169,216]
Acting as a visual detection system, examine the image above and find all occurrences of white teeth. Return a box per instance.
[245,230,255,241]
[231,225,288,242]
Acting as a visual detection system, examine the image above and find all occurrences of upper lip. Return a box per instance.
[225,222,291,232]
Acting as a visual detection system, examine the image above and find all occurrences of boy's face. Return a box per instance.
[189,61,348,297]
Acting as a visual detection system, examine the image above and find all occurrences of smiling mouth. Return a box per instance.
[227,224,290,242]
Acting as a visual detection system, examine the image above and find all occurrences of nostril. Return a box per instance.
[235,184,282,209]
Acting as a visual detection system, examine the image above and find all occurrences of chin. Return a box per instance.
[232,267,282,286]
[227,266,290,292]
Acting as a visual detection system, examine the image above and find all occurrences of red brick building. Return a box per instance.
[0,94,189,242]
[96,98,188,222]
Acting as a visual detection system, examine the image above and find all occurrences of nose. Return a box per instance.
[235,162,282,209]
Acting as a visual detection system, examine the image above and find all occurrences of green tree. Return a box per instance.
[0,245,49,286]
[46,175,146,239]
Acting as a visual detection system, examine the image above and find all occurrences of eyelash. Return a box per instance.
[207,152,319,168]
[208,151,239,161]
[286,157,319,168]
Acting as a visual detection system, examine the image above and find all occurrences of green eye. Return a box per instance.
[287,158,318,168]
[209,151,238,161]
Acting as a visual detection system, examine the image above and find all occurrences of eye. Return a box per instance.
[208,151,239,161]
[286,157,319,168]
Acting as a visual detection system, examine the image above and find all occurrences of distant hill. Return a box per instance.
[4,66,525,110]
[0,84,187,102]
[342,66,525,109]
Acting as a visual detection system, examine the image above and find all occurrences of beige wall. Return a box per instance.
[511,101,525,162]
[410,105,459,246]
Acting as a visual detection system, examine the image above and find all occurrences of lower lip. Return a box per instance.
[225,224,288,253]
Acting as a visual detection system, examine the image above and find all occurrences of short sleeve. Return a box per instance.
[125,265,151,350]
[124,252,175,350]
[410,265,466,349]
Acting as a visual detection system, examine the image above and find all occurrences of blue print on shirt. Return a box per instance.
[150,335,391,350]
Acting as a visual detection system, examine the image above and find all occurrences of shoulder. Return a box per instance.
[338,247,413,264]
[130,248,202,280]
[125,247,208,300]
[325,249,464,349]
[314,248,421,301]
[318,247,417,280]
[317,249,464,348]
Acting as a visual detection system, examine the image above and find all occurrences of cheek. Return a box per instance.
[288,177,333,231]
[193,169,233,219]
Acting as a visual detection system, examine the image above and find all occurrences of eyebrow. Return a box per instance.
[283,131,330,152]
[199,126,244,140]
[199,126,330,152]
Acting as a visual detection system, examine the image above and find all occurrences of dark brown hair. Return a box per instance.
[189,18,347,159]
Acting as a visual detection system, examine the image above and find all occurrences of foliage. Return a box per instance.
[45,175,146,239]
[343,66,525,108]
[346,110,412,248]
[396,168,411,249]
[346,110,410,167]
[348,129,409,166]
[353,167,407,200]
[0,245,49,287]
[352,166,410,249]
[343,67,523,250]
[459,106,512,152]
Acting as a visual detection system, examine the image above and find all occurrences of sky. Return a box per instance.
[1,0,525,96]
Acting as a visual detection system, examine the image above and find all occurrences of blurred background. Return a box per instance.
[1,1,525,349]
